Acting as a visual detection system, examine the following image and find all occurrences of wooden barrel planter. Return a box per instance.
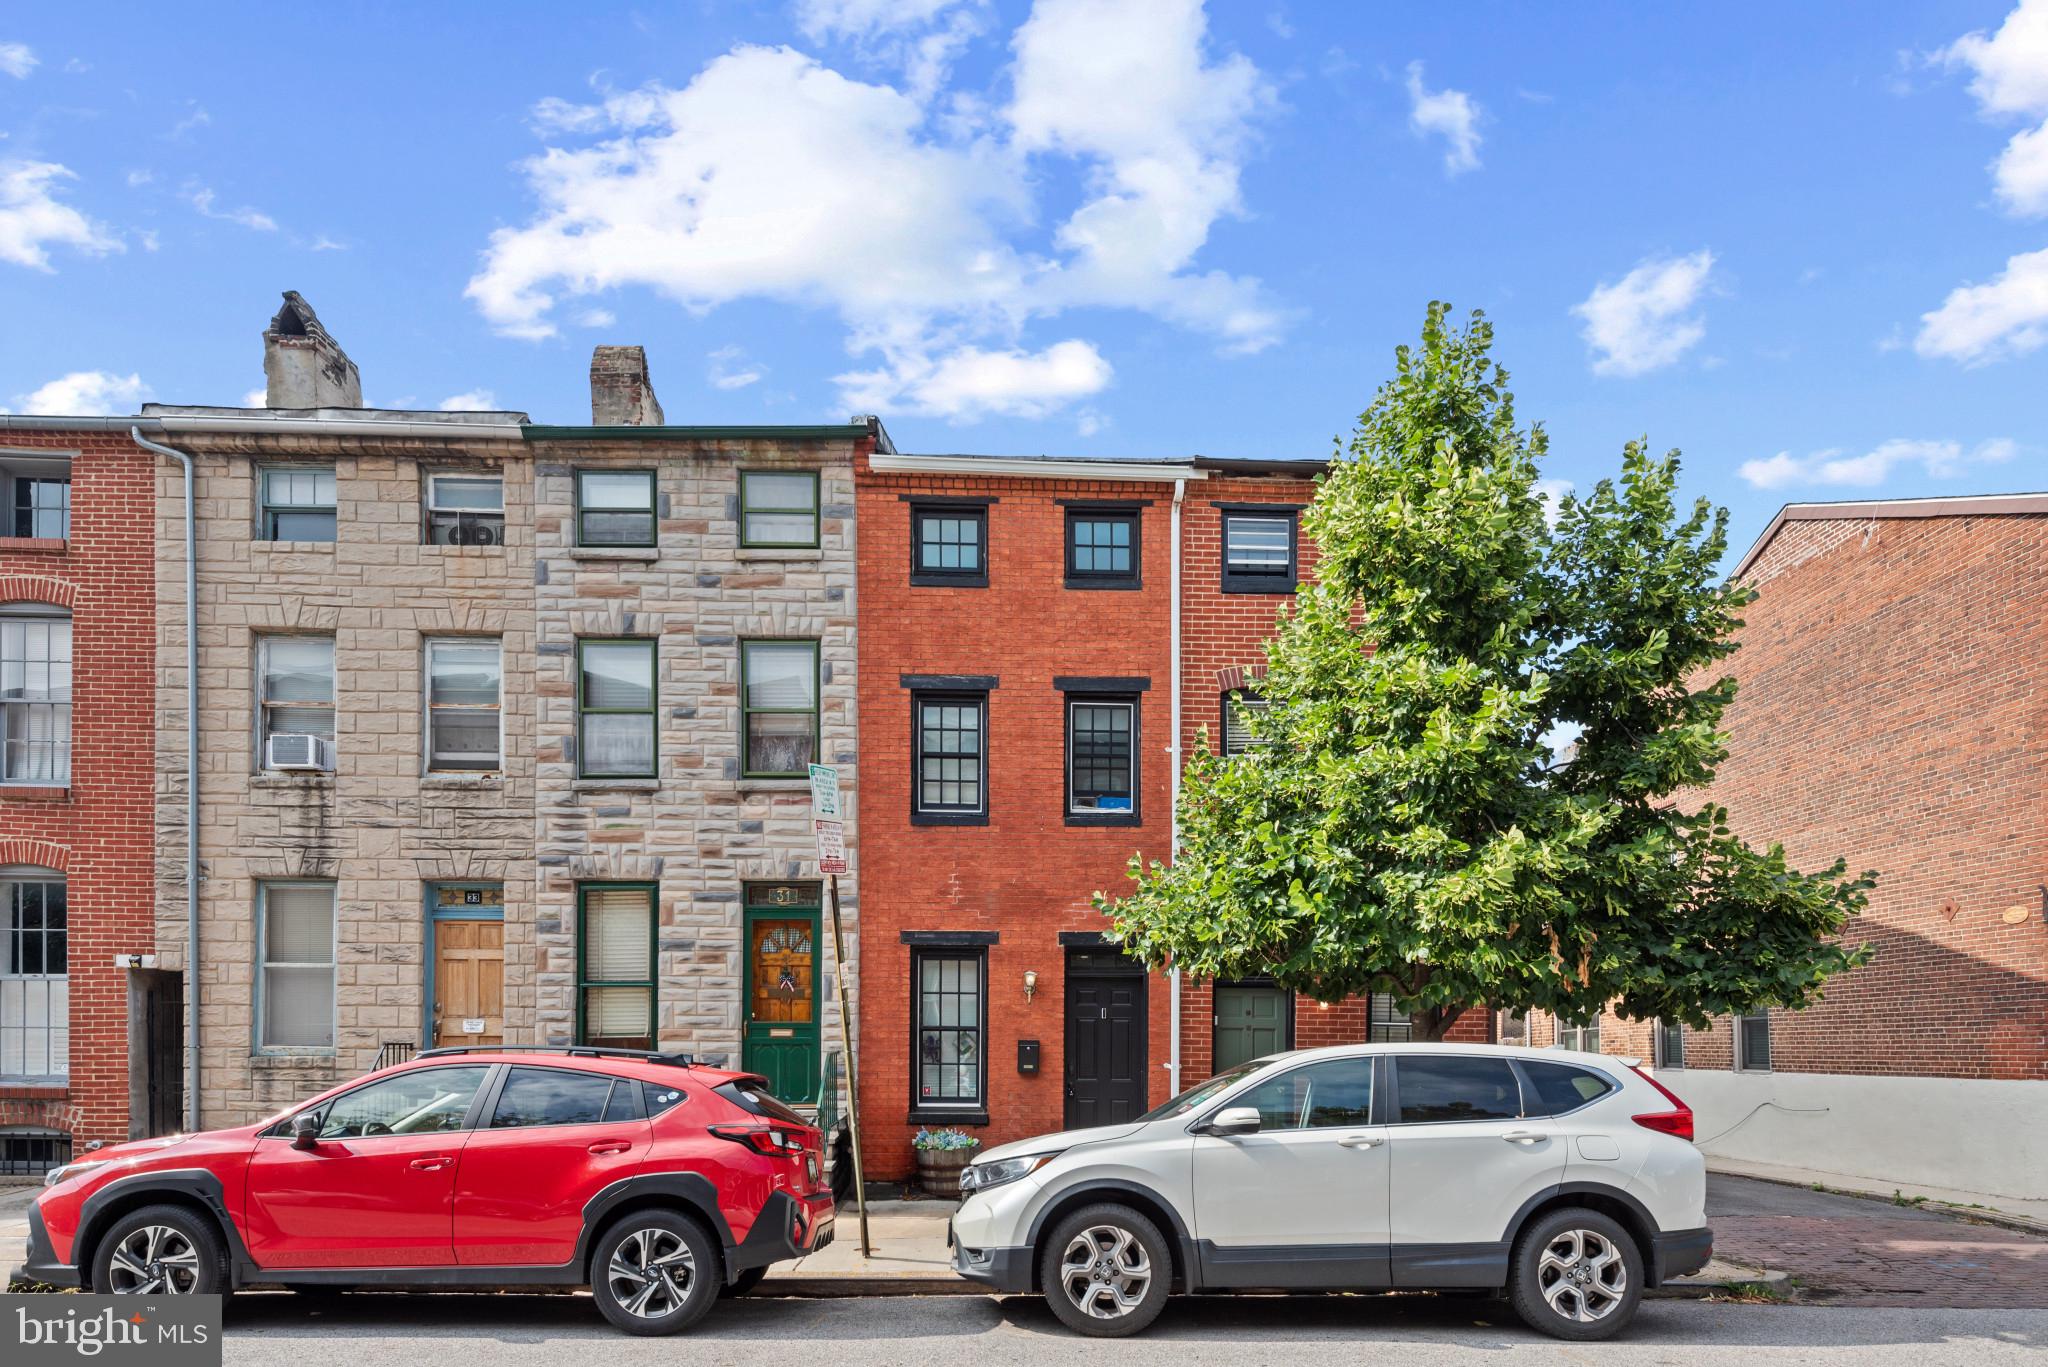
[916,1145,976,1198]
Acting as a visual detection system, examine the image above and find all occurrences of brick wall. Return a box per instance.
[1,430,157,1143]
[855,459,1179,1177]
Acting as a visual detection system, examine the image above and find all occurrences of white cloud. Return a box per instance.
[14,370,151,415]
[1404,61,1481,175]
[0,160,122,270]
[241,386,267,407]
[1571,250,1716,377]
[125,169,154,188]
[1738,437,2015,490]
[575,307,615,328]
[795,0,985,103]
[528,95,610,136]
[438,389,501,411]
[1940,0,2048,215]
[184,184,277,231]
[707,345,764,390]
[1534,477,1574,527]
[838,338,1111,419]
[0,41,36,79]
[310,235,347,251]
[469,0,1282,420]
[166,104,211,140]
[1915,245,2048,362]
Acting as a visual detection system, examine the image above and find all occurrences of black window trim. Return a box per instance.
[1508,1057,1619,1120]
[909,688,989,826]
[1062,689,1141,827]
[1063,504,1142,591]
[1216,503,1301,594]
[486,1063,645,1130]
[908,942,990,1125]
[909,502,990,588]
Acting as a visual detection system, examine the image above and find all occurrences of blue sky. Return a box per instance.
[3,1,2043,560]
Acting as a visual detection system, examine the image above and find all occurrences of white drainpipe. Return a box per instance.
[1167,477,1186,1096]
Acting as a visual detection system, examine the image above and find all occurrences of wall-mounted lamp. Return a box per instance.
[1023,970,1039,1002]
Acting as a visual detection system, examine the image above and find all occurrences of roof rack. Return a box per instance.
[415,1044,696,1068]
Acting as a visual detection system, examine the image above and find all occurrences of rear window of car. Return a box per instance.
[1394,1055,1522,1123]
[1518,1060,1615,1115]
[489,1066,616,1128]
[714,1078,808,1126]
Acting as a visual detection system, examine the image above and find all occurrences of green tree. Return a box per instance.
[1104,304,1872,1040]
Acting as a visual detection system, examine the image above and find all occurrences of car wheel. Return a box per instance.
[590,1210,721,1336]
[1507,1206,1643,1341]
[723,1266,769,1297]
[1039,1203,1173,1338]
[93,1204,228,1297]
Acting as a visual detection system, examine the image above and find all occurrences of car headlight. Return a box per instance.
[959,1151,1058,1194]
[44,1159,109,1189]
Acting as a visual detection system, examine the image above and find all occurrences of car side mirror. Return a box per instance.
[1201,1106,1262,1137]
[291,1114,321,1151]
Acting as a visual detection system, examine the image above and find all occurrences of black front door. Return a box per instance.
[1064,949,1148,1129]
[144,973,183,1136]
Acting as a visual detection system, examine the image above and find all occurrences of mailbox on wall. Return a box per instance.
[1018,1039,1041,1075]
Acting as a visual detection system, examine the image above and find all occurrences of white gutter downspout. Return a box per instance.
[1167,478,1186,1096]
[131,428,202,1134]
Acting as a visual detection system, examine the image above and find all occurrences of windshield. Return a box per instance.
[1138,1058,1270,1121]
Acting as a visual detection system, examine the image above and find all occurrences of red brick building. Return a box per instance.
[1533,494,2048,1202]
[0,423,164,1172]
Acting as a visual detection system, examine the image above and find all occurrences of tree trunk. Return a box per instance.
[1410,1004,1468,1042]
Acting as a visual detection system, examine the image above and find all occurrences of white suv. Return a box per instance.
[949,1044,1709,1340]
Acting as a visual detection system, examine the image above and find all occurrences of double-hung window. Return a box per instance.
[259,466,337,542]
[1064,506,1140,589]
[580,885,656,1050]
[425,473,505,546]
[913,692,987,823]
[1367,992,1413,1042]
[1556,1016,1602,1053]
[1222,690,1268,755]
[258,636,335,767]
[910,502,988,586]
[1064,689,1139,823]
[738,471,820,548]
[425,638,502,772]
[11,477,69,539]
[576,470,656,548]
[1656,1019,1685,1068]
[0,871,66,1080]
[577,640,657,779]
[1736,1011,1770,1072]
[913,947,985,1115]
[741,640,819,778]
[1219,507,1298,593]
[258,882,335,1051]
[0,607,71,784]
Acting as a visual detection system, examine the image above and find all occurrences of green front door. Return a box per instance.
[1213,983,1289,1072]
[743,893,821,1104]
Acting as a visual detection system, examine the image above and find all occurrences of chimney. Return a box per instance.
[262,292,362,408]
[590,346,665,426]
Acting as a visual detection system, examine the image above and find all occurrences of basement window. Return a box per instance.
[0,1128,71,1178]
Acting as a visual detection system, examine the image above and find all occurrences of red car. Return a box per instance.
[15,1047,834,1335]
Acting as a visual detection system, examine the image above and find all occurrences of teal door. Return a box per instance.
[743,901,821,1104]
[1213,983,1289,1072]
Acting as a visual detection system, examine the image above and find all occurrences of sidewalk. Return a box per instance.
[1706,1156,2048,1235]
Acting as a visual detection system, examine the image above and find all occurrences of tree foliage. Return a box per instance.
[1102,304,1873,1039]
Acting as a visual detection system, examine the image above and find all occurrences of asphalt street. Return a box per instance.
[217,1292,2048,1365]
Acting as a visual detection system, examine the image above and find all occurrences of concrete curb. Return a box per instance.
[1646,1267,1793,1301]
[1718,1168,2048,1240]
[758,1270,1796,1301]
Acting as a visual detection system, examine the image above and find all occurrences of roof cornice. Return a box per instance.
[1732,490,2048,580]
[869,453,1205,482]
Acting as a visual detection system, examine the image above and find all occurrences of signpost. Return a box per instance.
[810,764,869,1257]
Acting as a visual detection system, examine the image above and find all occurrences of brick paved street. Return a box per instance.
[1709,1175,2048,1308]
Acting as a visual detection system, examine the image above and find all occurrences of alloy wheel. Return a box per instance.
[606,1226,698,1319]
[105,1225,203,1295]
[1536,1227,1628,1322]
[1057,1224,1153,1320]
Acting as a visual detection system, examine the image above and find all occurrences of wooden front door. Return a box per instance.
[1064,948,1148,1129]
[433,918,504,1047]
[1213,982,1289,1072]
[744,906,820,1103]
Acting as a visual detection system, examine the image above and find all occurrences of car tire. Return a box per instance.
[1507,1206,1643,1341]
[589,1210,721,1336]
[1039,1203,1173,1338]
[723,1266,768,1296]
[92,1204,229,1297]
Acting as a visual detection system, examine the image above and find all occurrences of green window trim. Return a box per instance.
[577,883,658,1050]
[738,469,822,549]
[574,468,658,548]
[575,638,659,779]
[739,638,821,779]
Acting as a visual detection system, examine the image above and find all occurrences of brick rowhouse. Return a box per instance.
[0,425,160,1161]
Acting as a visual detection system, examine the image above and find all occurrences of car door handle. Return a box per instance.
[1337,1134,1384,1149]
[1500,1129,1546,1145]
[587,1141,633,1156]
[409,1156,453,1172]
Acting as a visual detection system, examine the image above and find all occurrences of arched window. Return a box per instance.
[0,604,71,784]
[0,865,66,1080]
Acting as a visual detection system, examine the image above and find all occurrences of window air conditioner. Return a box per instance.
[267,734,335,772]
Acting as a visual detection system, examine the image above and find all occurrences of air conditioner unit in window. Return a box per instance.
[266,734,335,772]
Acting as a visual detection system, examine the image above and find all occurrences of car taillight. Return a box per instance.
[709,1123,805,1156]
[1628,1065,1695,1141]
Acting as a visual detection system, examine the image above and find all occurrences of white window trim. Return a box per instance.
[423,637,503,774]
[0,604,72,786]
[256,635,336,771]
[255,881,338,1054]
[0,866,67,1082]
